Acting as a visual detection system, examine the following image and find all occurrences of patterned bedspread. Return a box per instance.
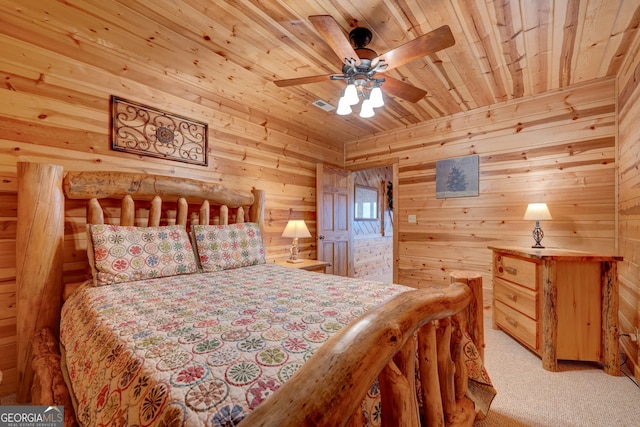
[60,264,493,426]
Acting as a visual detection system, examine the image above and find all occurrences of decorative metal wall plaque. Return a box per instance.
[110,96,208,166]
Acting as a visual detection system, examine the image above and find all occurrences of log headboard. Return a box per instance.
[16,162,265,402]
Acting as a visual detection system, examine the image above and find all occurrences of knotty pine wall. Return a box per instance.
[0,43,341,398]
[617,38,640,379]
[345,78,618,313]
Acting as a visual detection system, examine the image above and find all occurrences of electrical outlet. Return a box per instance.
[408,214,417,224]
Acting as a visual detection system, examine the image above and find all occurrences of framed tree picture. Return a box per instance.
[435,155,479,198]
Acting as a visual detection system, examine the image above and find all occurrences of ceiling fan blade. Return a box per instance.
[274,74,337,87]
[309,15,360,65]
[374,25,455,72]
[381,76,427,103]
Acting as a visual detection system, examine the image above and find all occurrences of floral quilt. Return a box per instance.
[60,264,493,426]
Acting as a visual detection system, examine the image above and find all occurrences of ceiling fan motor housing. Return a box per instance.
[342,59,371,76]
[349,27,372,47]
[354,47,377,60]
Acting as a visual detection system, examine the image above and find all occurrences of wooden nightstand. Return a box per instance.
[273,259,330,273]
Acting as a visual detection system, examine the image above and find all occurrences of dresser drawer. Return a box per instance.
[494,254,538,290]
[494,300,539,351]
[493,277,538,320]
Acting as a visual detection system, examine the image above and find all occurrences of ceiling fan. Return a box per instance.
[274,15,456,106]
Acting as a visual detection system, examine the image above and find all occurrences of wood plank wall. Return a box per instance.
[345,78,618,312]
[0,38,340,398]
[353,167,393,283]
[617,33,640,380]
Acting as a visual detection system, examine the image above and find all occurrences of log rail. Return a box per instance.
[18,162,486,427]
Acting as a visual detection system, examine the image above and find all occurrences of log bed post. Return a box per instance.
[436,319,457,418]
[379,335,420,426]
[120,195,135,226]
[418,322,444,426]
[449,271,484,360]
[251,189,266,244]
[16,162,64,402]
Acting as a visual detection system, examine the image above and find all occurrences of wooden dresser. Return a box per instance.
[488,246,623,375]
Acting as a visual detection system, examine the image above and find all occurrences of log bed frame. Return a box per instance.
[16,162,486,427]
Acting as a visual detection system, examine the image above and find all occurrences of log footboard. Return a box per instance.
[241,283,481,427]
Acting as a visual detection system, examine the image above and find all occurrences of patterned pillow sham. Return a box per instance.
[192,223,265,272]
[88,224,198,286]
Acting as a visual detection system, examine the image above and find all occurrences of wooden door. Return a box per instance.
[316,164,353,277]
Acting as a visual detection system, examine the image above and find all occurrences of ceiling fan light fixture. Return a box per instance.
[370,86,384,108]
[344,83,359,105]
[359,98,375,118]
[336,95,353,115]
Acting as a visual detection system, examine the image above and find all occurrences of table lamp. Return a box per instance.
[523,203,552,248]
[282,220,311,263]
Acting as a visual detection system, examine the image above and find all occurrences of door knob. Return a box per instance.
[317,235,325,239]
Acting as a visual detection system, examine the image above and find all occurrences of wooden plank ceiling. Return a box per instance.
[2,0,639,145]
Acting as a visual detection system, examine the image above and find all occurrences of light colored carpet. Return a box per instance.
[475,320,640,427]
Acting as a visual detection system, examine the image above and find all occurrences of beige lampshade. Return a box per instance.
[523,203,552,221]
[281,220,311,238]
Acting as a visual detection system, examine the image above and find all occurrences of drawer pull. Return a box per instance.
[507,293,517,302]
[504,266,518,275]
[505,317,518,327]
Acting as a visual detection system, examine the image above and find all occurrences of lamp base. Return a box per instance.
[286,258,304,263]
[531,224,545,249]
